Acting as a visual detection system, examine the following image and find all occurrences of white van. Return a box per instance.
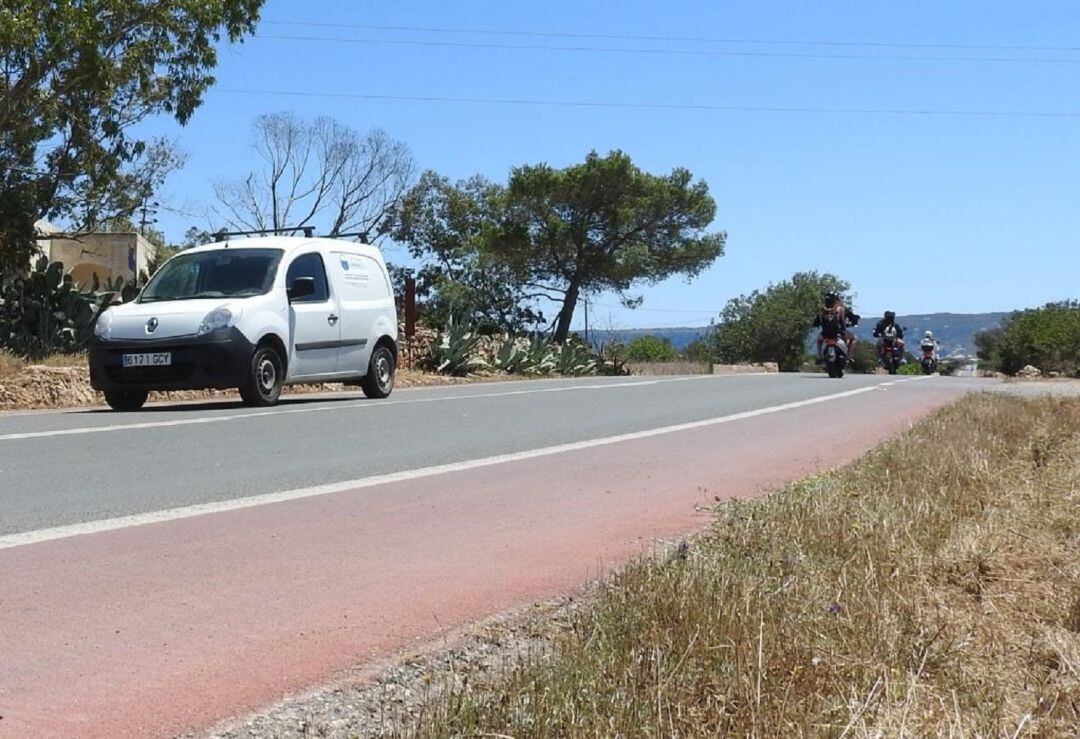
[89,236,398,411]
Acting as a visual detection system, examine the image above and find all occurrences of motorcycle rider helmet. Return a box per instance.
[924,330,934,339]
[884,310,896,322]
[823,291,840,308]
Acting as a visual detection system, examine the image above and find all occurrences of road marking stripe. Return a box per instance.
[0,372,789,421]
[0,375,727,442]
[0,376,930,550]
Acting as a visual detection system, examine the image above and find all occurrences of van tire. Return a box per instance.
[361,346,395,399]
[104,389,148,411]
[240,346,284,407]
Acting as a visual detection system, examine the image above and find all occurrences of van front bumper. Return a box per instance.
[89,328,256,392]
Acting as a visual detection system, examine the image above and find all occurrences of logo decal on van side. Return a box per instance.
[335,252,373,289]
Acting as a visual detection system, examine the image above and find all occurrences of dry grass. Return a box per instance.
[405,395,1080,737]
[0,350,86,377]
[0,350,23,377]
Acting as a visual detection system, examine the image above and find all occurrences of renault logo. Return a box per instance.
[145,317,158,334]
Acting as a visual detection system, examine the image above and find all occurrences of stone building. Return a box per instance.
[34,220,154,289]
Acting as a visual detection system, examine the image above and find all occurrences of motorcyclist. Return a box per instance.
[813,291,860,359]
[873,310,905,361]
[920,330,940,360]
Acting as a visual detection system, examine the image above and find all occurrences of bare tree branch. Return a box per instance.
[212,113,415,239]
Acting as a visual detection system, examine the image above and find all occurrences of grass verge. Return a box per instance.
[405,394,1080,737]
[0,350,87,377]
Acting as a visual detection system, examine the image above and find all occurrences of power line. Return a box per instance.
[262,20,1080,54]
[574,318,715,330]
[217,88,1080,119]
[255,33,1080,65]
[586,301,720,314]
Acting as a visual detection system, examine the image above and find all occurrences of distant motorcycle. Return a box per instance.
[823,336,849,378]
[879,333,904,375]
[920,346,938,375]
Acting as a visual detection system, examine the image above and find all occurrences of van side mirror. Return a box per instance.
[288,276,315,302]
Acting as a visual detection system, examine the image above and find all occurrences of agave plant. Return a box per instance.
[556,337,599,376]
[489,334,530,374]
[516,334,558,375]
[490,333,599,376]
[428,317,488,376]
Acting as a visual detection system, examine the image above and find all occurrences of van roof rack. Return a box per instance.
[214,226,316,240]
[332,231,371,242]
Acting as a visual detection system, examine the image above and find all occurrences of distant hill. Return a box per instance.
[852,312,1010,357]
[585,326,709,351]
[587,312,1010,357]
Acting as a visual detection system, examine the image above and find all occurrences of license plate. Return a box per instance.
[122,352,172,368]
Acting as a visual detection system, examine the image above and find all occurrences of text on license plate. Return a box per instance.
[122,352,172,368]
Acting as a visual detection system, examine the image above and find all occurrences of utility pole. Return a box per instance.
[404,270,417,339]
[138,199,159,236]
[584,298,590,346]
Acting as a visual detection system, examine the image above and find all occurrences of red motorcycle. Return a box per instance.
[878,325,905,375]
[880,337,904,375]
[823,336,849,378]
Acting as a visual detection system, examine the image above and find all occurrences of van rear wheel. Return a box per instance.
[360,346,395,399]
[239,346,284,407]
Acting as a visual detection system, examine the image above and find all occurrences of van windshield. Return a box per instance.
[140,249,284,303]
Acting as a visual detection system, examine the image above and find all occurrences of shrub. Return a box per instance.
[595,339,631,376]
[848,341,879,374]
[623,335,681,363]
[938,359,961,376]
[976,301,1080,376]
[683,337,714,364]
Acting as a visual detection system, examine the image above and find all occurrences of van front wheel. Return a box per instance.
[239,346,284,407]
[104,389,148,411]
[360,346,395,399]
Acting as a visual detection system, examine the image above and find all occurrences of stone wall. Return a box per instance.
[712,362,780,374]
[627,361,712,376]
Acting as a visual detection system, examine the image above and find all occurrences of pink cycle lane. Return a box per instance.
[0,380,969,737]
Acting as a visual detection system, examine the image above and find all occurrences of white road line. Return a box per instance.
[0,374,741,442]
[0,377,930,550]
[0,372,789,421]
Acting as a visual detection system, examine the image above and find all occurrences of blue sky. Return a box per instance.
[141,0,1080,330]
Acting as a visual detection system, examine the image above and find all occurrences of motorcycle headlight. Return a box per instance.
[93,309,114,340]
[197,306,239,336]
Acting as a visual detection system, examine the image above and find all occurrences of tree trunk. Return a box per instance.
[553,282,580,344]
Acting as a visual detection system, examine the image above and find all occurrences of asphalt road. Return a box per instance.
[0,373,969,537]
[0,373,991,738]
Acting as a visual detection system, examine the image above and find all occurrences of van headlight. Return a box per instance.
[197,306,239,336]
[93,309,114,340]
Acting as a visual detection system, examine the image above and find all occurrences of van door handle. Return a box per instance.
[327,314,339,325]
